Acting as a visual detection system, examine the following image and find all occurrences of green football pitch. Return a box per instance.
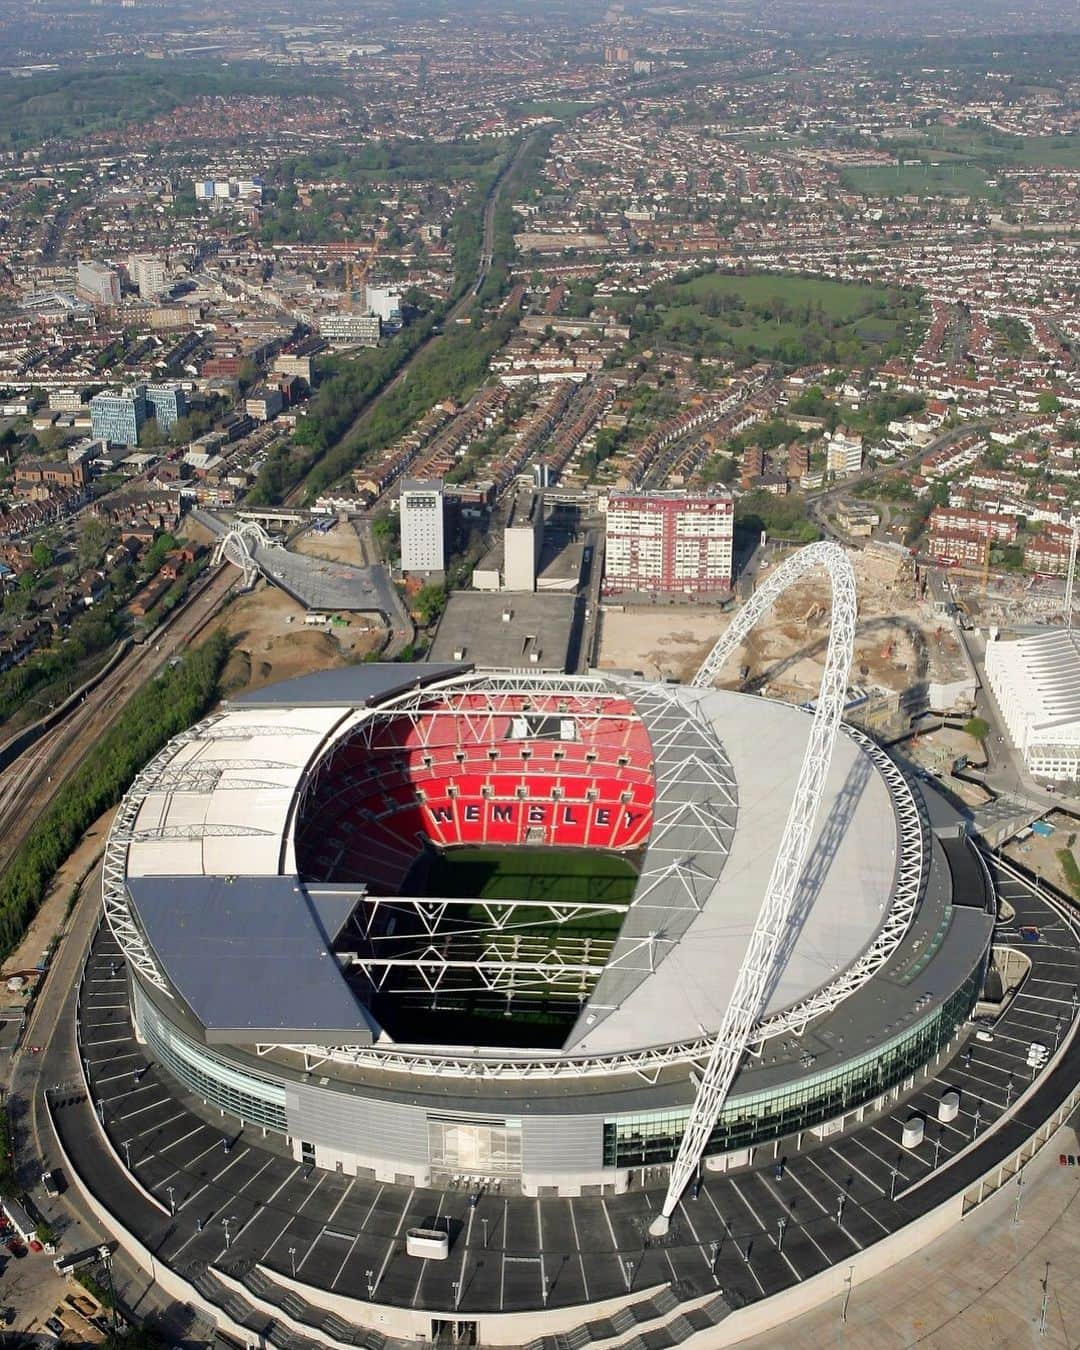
[424,845,639,907]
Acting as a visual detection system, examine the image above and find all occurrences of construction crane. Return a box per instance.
[345,240,380,312]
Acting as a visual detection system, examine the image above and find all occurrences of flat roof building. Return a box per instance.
[145,384,187,432]
[604,490,733,596]
[90,385,147,447]
[985,628,1080,780]
[76,260,121,307]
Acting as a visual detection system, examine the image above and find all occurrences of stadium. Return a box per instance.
[102,543,997,1219]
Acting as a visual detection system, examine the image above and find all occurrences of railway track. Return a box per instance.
[0,565,236,879]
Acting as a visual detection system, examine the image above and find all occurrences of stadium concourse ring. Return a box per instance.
[103,660,994,1196]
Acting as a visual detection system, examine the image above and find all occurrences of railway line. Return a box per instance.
[283,131,542,508]
[0,564,236,880]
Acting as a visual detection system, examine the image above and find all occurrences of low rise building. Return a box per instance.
[245,386,284,422]
[985,629,1080,780]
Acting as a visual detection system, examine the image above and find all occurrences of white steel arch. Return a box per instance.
[212,520,277,590]
[651,540,857,1233]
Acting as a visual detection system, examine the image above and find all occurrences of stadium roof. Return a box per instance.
[126,876,377,1045]
[235,664,471,709]
[567,689,899,1054]
[989,629,1080,728]
[116,669,911,1062]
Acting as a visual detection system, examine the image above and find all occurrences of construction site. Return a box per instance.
[597,542,977,736]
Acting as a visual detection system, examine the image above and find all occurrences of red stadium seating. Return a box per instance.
[294,691,655,890]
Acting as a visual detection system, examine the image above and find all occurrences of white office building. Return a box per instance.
[76,260,121,306]
[984,628,1080,780]
[400,478,445,574]
[365,285,403,327]
[128,254,168,298]
[826,430,864,477]
[318,313,381,345]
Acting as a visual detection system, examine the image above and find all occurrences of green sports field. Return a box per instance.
[427,845,639,906]
[371,847,640,1045]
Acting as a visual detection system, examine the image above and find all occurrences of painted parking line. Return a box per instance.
[117,1096,173,1123]
[568,1199,589,1301]
[159,1123,209,1152]
[728,1177,768,1233]
[135,1109,187,1141]
[156,1136,233,1189]
[263,1162,302,1211]
[360,1184,385,1230]
[411,1192,447,1303]
[235,1155,277,1199]
[332,1232,361,1290]
[373,1189,413,1301]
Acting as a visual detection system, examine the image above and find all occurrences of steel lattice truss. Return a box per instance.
[212,520,280,590]
[107,659,930,1098]
[651,541,858,1232]
[102,713,226,994]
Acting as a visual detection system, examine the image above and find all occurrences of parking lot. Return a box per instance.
[47,859,1080,1339]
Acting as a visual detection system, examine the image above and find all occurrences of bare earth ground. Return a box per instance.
[598,548,940,696]
[217,581,384,694]
[596,606,722,681]
[1006,820,1078,897]
[291,522,369,567]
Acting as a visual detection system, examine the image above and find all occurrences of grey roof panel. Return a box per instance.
[231,663,471,710]
[126,875,378,1045]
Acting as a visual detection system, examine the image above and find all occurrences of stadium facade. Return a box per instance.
[106,655,995,1198]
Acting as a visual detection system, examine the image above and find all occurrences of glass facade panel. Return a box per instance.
[135,986,287,1133]
[428,1115,523,1175]
[602,959,986,1167]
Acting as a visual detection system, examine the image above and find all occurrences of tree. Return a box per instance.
[77,517,111,571]
[30,541,53,571]
[964,716,990,742]
[1037,393,1062,416]
[413,582,446,626]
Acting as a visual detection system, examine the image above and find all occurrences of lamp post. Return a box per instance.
[166,1185,175,1216]
[1012,1170,1024,1227]
[289,1246,297,1279]
[122,1139,132,1171]
[777,1216,788,1254]
[98,1246,120,1334]
[366,1268,375,1299]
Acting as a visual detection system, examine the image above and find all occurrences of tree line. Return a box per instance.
[0,631,229,959]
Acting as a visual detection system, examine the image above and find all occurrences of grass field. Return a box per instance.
[840,161,997,199]
[883,127,1080,170]
[373,845,639,1046]
[617,269,922,366]
[428,845,638,908]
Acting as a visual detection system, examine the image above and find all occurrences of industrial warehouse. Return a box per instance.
[57,544,1080,1347]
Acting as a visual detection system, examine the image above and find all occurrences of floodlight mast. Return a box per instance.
[649,540,857,1235]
